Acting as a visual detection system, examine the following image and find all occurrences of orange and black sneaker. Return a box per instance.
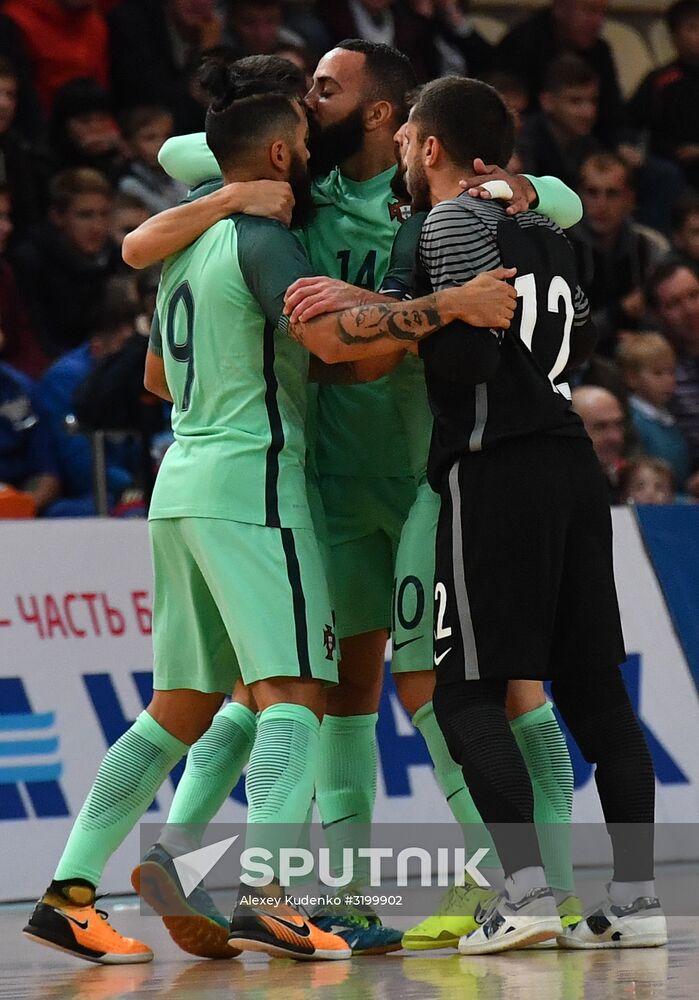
[228,887,351,961]
[132,842,238,960]
[23,882,153,965]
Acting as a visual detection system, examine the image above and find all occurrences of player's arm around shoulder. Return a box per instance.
[122,182,294,270]
[143,309,172,402]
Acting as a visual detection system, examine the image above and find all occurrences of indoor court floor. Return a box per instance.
[2,895,697,1000]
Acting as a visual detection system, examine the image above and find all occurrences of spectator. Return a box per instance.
[572,384,629,501]
[12,168,121,360]
[110,192,151,249]
[407,0,492,78]
[49,78,125,182]
[38,286,140,517]
[0,14,44,140]
[570,152,669,354]
[0,57,51,233]
[73,276,166,503]
[270,41,316,91]
[671,194,699,275]
[628,0,699,191]
[118,106,187,214]
[3,0,109,116]
[495,0,623,145]
[0,337,60,516]
[619,457,676,505]
[647,260,699,489]
[224,0,307,57]
[108,0,220,132]
[0,185,48,379]
[617,332,692,490]
[321,0,438,81]
[518,54,600,189]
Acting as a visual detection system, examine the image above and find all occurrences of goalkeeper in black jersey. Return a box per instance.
[400,76,667,955]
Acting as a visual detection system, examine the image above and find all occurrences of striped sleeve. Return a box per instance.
[573,282,591,328]
[419,201,501,291]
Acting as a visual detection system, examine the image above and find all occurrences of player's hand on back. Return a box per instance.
[459,158,536,216]
[284,277,381,324]
[228,180,295,227]
[454,267,518,329]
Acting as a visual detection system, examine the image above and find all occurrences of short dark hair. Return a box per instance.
[201,56,302,170]
[0,56,17,82]
[543,53,598,94]
[578,150,633,189]
[336,39,417,123]
[667,0,699,33]
[199,52,306,102]
[50,168,112,212]
[410,76,515,169]
[645,258,695,309]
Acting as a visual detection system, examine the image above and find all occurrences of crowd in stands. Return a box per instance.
[2,0,699,517]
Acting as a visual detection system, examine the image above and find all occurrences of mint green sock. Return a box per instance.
[244,703,320,884]
[160,702,256,857]
[412,701,501,872]
[315,713,377,887]
[54,711,188,886]
[511,701,575,893]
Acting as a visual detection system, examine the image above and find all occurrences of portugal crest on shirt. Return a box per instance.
[389,200,412,224]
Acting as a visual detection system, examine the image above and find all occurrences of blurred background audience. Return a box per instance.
[0,0,696,515]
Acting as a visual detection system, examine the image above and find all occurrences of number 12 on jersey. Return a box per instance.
[514,273,573,400]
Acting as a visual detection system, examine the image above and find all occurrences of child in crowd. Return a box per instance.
[619,457,675,505]
[118,106,187,214]
[110,191,151,249]
[617,332,692,489]
[50,78,125,183]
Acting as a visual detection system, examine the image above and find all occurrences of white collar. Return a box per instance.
[630,394,676,428]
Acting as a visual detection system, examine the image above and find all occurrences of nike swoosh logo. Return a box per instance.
[60,911,89,930]
[433,648,452,666]
[263,913,312,937]
[393,635,423,651]
[321,812,359,830]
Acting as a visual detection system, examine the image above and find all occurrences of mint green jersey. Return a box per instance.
[158,134,414,479]
[156,134,584,484]
[301,166,414,478]
[149,213,316,528]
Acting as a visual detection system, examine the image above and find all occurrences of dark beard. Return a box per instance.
[390,150,409,201]
[307,107,365,177]
[289,152,316,229]
[408,160,431,214]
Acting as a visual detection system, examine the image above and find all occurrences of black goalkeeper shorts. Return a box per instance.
[433,434,626,684]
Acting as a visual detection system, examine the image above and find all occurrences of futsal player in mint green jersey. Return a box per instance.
[22,67,349,967]
[123,43,585,953]
[285,134,585,945]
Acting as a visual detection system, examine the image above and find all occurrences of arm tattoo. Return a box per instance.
[336,297,443,344]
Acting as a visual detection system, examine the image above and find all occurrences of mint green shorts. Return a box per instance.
[319,475,416,639]
[150,517,338,693]
[391,483,440,673]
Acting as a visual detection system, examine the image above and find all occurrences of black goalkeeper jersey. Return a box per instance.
[417,194,595,490]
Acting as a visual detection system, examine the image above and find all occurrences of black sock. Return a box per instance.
[433,679,543,876]
[552,666,656,882]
